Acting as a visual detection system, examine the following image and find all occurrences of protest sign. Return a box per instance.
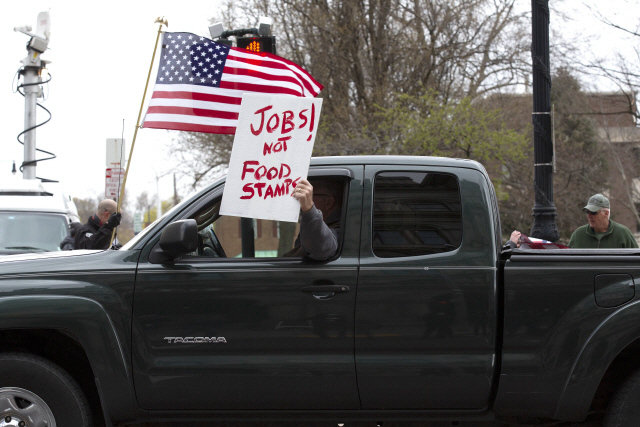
[220,93,323,222]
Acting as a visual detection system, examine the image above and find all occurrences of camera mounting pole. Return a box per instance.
[14,11,51,180]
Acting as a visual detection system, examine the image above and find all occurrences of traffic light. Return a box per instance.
[237,36,276,55]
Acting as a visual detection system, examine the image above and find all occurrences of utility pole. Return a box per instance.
[530,0,559,242]
[14,11,51,180]
[210,17,274,258]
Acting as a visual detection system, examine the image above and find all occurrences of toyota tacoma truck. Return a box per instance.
[0,156,639,427]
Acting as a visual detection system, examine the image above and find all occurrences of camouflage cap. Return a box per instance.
[583,193,610,213]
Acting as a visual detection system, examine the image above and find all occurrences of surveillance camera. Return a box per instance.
[209,23,224,39]
[13,25,32,33]
[258,17,272,36]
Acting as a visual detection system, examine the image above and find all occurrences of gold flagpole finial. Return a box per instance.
[154,16,168,28]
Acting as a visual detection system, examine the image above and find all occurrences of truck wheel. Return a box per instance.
[605,366,640,426]
[0,353,92,427]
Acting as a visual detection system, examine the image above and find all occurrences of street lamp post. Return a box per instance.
[530,0,559,242]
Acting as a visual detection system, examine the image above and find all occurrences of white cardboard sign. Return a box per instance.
[220,93,323,222]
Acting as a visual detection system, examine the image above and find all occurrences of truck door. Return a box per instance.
[355,165,498,409]
[132,166,362,410]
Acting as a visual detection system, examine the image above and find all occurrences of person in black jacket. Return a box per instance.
[74,199,122,250]
[285,178,342,260]
[60,222,82,250]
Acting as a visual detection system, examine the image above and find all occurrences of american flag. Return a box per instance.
[519,234,569,250]
[142,32,323,135]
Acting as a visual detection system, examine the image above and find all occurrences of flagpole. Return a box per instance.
[110,17,168,247]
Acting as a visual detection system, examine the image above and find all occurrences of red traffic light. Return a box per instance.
[236,36,276,55]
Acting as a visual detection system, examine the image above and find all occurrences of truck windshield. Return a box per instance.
[0,212,68,253]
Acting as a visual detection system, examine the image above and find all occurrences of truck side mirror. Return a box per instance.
[149,219,198,264]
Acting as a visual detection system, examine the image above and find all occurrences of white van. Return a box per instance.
[0,174,80,254]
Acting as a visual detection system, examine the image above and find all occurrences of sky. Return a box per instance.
[0,0,638,209]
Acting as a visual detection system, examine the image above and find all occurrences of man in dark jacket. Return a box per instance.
[60,222,82,250]
[568,193,638,249]
[286,178,342,260]
[74,199,122,250]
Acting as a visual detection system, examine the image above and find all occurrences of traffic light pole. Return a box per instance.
[530,0,559,242]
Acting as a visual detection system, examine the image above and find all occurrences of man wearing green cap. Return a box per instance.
[568,193,639,249]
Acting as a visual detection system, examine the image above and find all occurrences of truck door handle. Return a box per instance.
[301,285,350,293]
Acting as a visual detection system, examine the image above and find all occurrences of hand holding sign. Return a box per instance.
[220,94,323,222]
[291,178,314,212]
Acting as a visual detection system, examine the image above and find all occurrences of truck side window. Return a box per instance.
[190,177,347,259]
[372,172,462,257]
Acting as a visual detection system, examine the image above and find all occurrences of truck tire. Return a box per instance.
[0,352,92,427]
[605,366,640,426]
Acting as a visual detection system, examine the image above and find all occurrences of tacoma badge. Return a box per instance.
[164,337,227,343]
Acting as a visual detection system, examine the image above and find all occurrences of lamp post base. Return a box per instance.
[531,205,559,242]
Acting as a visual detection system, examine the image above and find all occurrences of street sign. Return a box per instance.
[133,211,143,233]
[105,167,125,199]
[106,138,126,168]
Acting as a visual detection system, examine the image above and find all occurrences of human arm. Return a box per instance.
[298,205,339,260]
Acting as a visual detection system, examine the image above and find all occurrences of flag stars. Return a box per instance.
[179,50,183,54]
[159,77,164,81]
[208,74,213,78]
[201,78,206,82]
[217,60,223,64]
[172,55,177,59]
[169,77,174,81]
[212,79,218,84]
[188,35,193,39]
[177,35,182,39]
[189,77,194,81]
[215,45,221,50]
[179,76,183,81]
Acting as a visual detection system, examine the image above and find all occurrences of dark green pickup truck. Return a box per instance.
[1,156,640,427]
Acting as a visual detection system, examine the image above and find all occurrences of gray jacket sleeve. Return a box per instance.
[299,205,339,261]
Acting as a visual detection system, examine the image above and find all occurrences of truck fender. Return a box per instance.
[0,294,135,421]
[555,299,640,420]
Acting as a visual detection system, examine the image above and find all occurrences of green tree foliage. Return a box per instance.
[376,91,528,165]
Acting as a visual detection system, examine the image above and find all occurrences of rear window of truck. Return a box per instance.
[373,172,462,257]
